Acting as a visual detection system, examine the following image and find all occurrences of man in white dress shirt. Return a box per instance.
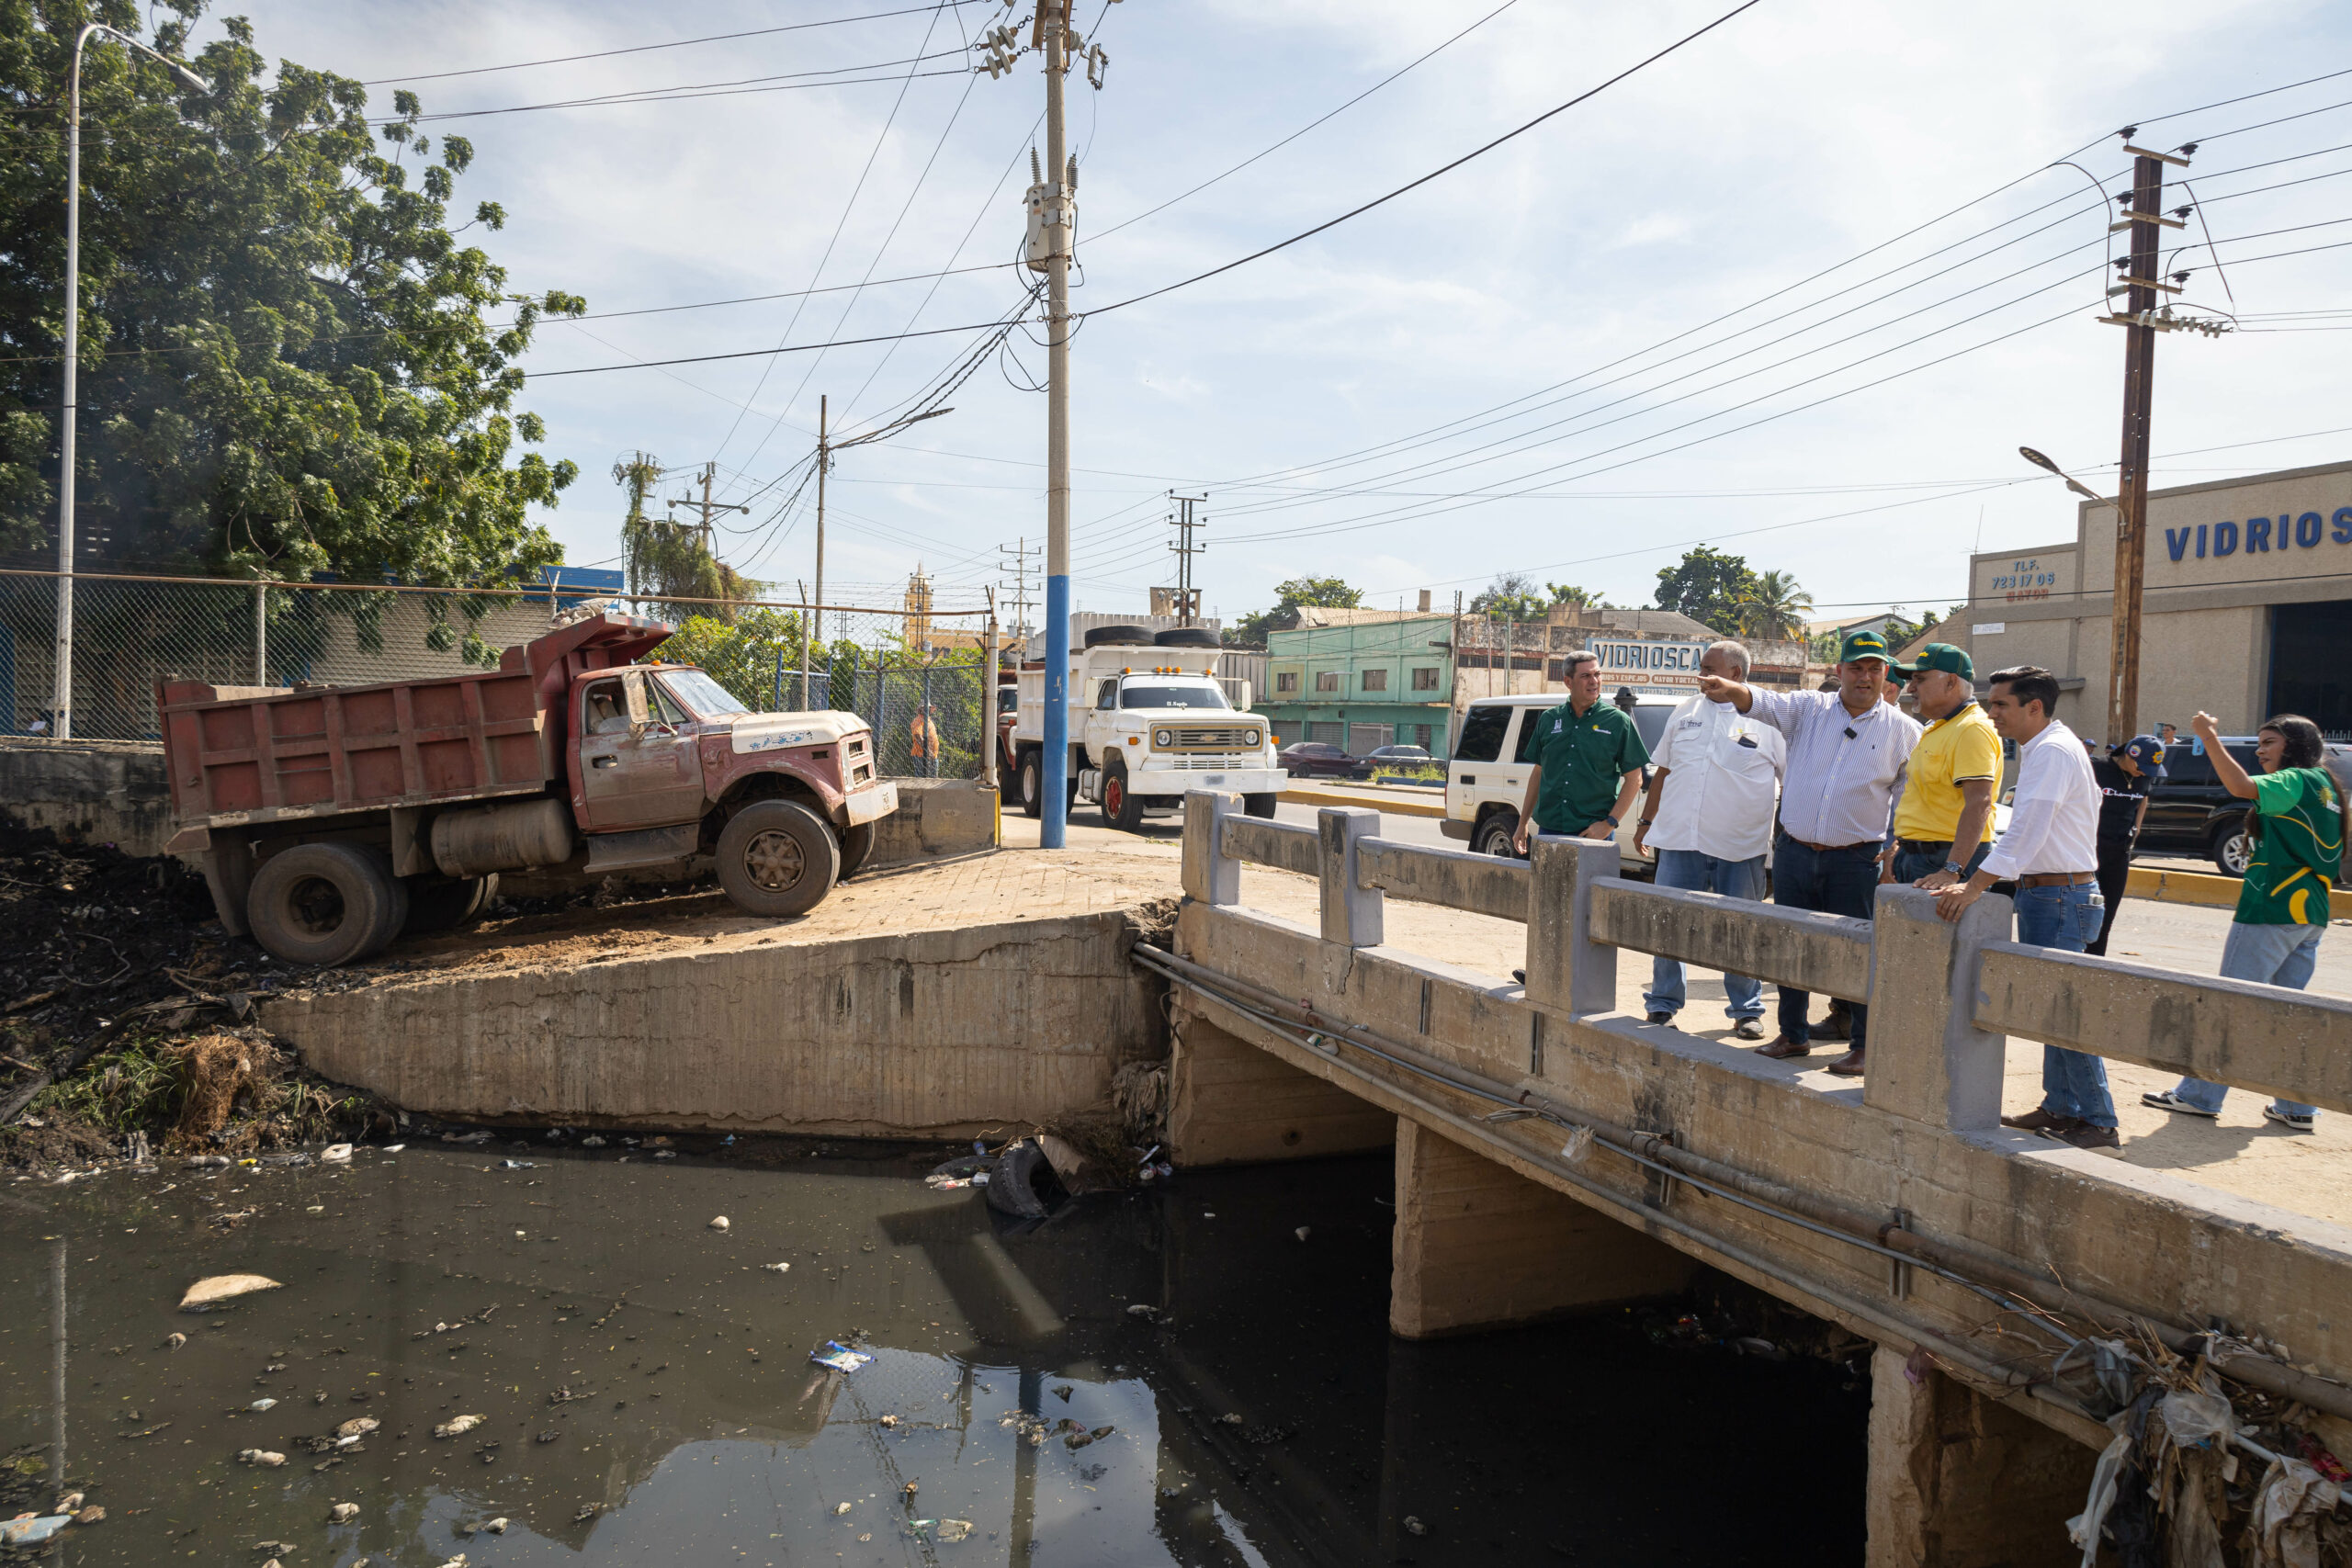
[1634,641,1786,1037]
[1932,665,2119,1156]
[1697,628,1923,1077]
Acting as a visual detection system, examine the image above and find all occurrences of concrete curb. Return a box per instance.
[2126,865,2241,909]
[1280,785,1449,819]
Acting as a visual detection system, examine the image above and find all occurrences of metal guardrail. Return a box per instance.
[1182,789,2345,1119]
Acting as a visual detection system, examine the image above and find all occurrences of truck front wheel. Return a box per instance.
[246,842,402,966]
[1243,793,1278,818]
[716,799,841,917]
[839,821,876,879]
[1102,760,1147,832]
[1019,750,1044,819]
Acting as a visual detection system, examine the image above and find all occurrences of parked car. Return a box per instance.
[2134,736,2352,875]
[1278,740,1373,780]
[1363,744,1433,765]
[1441,694,1679,874]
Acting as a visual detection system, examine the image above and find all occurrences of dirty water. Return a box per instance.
[0,1144,1865,1566]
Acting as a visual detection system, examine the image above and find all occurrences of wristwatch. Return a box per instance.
[1945,860,1968,877]
[1602,815,1622,829]
[1637,817,1655,828]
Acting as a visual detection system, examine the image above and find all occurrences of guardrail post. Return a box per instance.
[1182,790,1239,907]
[1526,836,1618,1016]
[1863,885,2012,1130]
[1317,806,1384,947]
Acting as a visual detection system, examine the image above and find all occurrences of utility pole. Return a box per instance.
[665,460,750,546]
[998,536,1040,649]
[1166,492,1206,626]
[2098,133,2194,745]
[815,395,830,651]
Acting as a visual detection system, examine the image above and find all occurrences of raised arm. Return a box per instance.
[2193,711,2257,799]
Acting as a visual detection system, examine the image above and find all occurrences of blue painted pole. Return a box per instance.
[1042,578,1069,846]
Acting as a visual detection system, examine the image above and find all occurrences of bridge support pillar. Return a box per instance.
[1864,1345,2092,1568]
[1390,1117,1692,1338]
[1167,1004,1396,1166]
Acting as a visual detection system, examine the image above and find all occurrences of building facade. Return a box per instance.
[1939,459,2352,739]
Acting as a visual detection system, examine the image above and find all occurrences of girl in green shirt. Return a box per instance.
[2144,713,2346,1132]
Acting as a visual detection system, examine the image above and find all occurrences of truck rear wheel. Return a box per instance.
[246,842,401,966]
[716,799,840,917]
[1019,750,1044,818]
[1243,793,1278,818]
[404,874,496,934]
[839,821,876,879]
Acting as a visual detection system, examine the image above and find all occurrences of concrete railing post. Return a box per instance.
[1317,806,1384,948]
[1182,790,1239,907]
[1525,836,1618,1017]
[1863,885,2012,1130]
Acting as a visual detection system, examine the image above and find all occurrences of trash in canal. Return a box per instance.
[708,1215,729,1231]
[72,1506,104,1525]
[164,1332,186,1349]
[179,1272,281,1310]
[322,1144,353,1164]
[0,1517,70,1546]
[810,1342,872,1373]
[1295,1226,1311,1242]
[1404,1515,1430,1536]
[328,1503,358,1523]
[832,1502,854,1516]
[762,1261,791,1273]
[249,1398,277,1411]
[238,1450,287,1467]
[501,1159,536,1169]
[336,1417,379,1438]
[434,1414,486,1438]
[939,1519,975,1542]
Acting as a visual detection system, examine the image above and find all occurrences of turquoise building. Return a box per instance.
[1261,608,1456,757]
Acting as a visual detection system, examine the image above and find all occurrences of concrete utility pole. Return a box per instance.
[1039,0,1076,846]
[665,460,749,553]
[815,395,830,648]
[2098,135,2194,745]
[1166,492,1206,626]
[998,536,1039,646]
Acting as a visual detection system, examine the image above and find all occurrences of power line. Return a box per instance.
[362,0,998,84]
[390,64,973,126]
[526,310,1036,378]
[1076,0,1766,321]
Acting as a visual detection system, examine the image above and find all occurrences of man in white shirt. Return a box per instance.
[1634,641,1786,1037]
[1932,665,2119,1156]
[1697,628,1923,1077]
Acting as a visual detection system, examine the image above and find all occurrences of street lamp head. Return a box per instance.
[2018,446,2060,474]
[171,63,209,94]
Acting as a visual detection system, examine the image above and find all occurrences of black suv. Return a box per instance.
[2138,737,2352,875]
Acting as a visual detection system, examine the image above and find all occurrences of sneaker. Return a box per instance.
[1511,969,1526,985]
[2000,1108,2075,1133]
[2263,1105,2317,1134]
[2055,1122,2124,1158]
[1731,1020,1766,1042]
[1645,1011,1674,1025]
[2141,1089,2219,1119]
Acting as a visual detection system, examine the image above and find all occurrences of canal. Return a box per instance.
[0,1139,1867,1565]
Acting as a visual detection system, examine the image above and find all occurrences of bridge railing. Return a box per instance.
[1180,791,2351,1130]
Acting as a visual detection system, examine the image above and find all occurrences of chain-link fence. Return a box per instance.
[0,570,996,779]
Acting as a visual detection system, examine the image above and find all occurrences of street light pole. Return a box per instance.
[1039,0,1074,848]
[51,25,205,739]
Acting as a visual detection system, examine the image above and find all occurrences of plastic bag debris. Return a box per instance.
[581,1135,606,1147]
[434,1415,485,1438]
[832,1502,854,1517]
[2248,1457,2341,1566]
[500,1159,536,1169]
[939,1520,975,1542]
[179,1273,282,1311]
[763,1261,791,1273]
[1295,1227,1311,1242]
[810,1342,873,1374]
[238,1450,287,1467]
[1403,1516,1429,1537]
[1559,1126,1594,1164]
[0,1517,70,1546]
[2157,1388,2235,1450]
[708,1216,729,1231]
[336,1417,379,1438]
[249,1397,277,1411]
[320,1144,352,1164]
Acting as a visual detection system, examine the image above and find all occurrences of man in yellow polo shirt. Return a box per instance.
[1891,644,2002,888]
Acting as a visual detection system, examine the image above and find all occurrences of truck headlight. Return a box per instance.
[1153,728,1172,748]
[1245,729,1261,746]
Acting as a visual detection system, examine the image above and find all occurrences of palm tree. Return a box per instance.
[616,452,759,623]
[1737,571,1814,640]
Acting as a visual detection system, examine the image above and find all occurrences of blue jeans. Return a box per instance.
[2016,883,2116,1128]
[1770,833,1882,1050]
[1891,840,1990,887]
[2171,922,2325,1122]
[1644,849,1768,1020]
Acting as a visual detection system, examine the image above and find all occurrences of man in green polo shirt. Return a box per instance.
[1512,649,1649,853]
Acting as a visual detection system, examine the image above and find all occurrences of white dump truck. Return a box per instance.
[1009,624,1283,830]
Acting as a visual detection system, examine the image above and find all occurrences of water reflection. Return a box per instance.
[0,1142,1863,1565]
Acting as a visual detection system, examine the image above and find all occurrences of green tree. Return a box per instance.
[615,452,758,624]
[1736,570,1814,639]
[1470,570,1547,622]
[0,0,582,588]
[1545,582,1601,610]
[1223,575,1362,649]
[1652,546,1760,635]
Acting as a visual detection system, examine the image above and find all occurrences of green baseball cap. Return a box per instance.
[1838,628,1891,664]
[1894,641,1973,681]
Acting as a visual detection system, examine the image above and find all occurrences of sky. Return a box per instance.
[205,0,2352,628]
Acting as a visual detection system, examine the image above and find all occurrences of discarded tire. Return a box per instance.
[983,1140,1064,1220]
[1152,626,1218,648]
[245,843,401,966]
[716,799,841,917]
[1080,624,1154,649]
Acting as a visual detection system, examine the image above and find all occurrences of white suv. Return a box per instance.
[1441,694,1681,875]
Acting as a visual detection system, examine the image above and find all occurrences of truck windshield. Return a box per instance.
[1121,681,1227,710]
[656,669,751,718]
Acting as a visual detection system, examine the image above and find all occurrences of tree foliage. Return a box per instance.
[1736,570,1814,640]
[0,0,582,586]
[615,452,757,623]
[1652,546,1762,636]
[1223,575,1363,649]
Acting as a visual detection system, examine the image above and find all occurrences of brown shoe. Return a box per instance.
[2055,1122,2124,1158]
[1825,1050,1866,1077]
[2000,1108,2075,1133]
[1757,1036,1812,1059]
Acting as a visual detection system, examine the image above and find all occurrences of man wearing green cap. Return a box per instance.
[1697,628,1922,1074]
[1894,644,2002,891]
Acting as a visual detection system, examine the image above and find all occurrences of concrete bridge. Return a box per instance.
[1157,792,2352,1566]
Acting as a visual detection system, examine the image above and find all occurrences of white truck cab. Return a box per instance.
[1441,692,1681,874]
[1011,624,1284,830]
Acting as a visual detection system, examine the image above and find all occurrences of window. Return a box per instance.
[1453,704,1510,763]
[1096,679,1120,711]
[1120,681,1228,710]
[1411,667,1439,691]
[1314,671,1340,693]
[1361,668,1388,692]
[1274,671,1300,693]
[658,669,750,718]
[1415,724,1433,749]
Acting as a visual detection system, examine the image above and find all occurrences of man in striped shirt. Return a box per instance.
[1697,629,1922,1076]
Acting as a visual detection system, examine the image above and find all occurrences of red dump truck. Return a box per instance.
[159,610,899,965]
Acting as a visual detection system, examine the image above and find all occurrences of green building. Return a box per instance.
[1261,608,1456,757]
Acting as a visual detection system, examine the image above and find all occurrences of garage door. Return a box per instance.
[1348,723,1392,755]
[1307,722,1345,747]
